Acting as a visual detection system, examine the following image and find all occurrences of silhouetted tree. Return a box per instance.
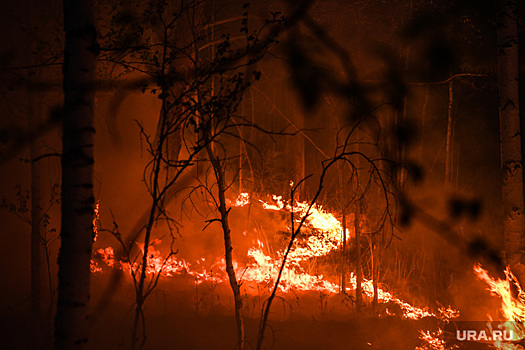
[54,0,98,348]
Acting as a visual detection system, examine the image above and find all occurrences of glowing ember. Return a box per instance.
[93,202,99,242]
[97,247,115,268]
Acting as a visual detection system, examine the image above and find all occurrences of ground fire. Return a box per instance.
[89,192,525,349]
[91,192,463,349]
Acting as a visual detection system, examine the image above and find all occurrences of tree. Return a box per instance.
[29,81,44,349]
[54,0,98,348]
[497,0,525,284]
[205,135,246,350]
[94,2,295,348]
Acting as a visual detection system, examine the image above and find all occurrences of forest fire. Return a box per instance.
[2,0,523,348]
[91,193,457,323]
[474,264,525,349]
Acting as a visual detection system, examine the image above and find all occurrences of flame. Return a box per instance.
[91,244,225,283]
[92,192,457,323]
[243,241,339,293]
[416,329,446,350]
[474,264,525,323]
[417,264,525,350]
[474,264,525,349]
[227,192,250,207]
[259,194,349,262]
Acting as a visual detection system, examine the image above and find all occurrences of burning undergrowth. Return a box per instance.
[95,189,524,349]
[469,264,525,349]
[91,192,458,328]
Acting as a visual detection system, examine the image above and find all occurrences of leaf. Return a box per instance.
[448,197,482,220]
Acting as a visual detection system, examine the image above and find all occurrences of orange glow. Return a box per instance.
[92,192,456,322]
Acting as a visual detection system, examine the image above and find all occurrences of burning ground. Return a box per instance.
[86,191,525,350]
[87,192,463,349]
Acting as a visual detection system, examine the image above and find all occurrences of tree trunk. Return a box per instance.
[27,1,44,344]
[372,234,378,313]
[153,84,183,182]
[206,141,245,350]
[55,0,97,348]
[202,116,244,350]
[418,84,429,163]
[29,92,44,349]
[395,0,412,189]
[497,0,525,282]
[445,80,454,186]
[355,200,362,313]
[341,212,346,294]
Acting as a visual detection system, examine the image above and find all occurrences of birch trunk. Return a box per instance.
[55,0,97,348]
[29,92,44,349]
[498,0,525,281]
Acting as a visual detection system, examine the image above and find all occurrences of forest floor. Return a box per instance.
[88,275,439,349]
[0,274,440,349]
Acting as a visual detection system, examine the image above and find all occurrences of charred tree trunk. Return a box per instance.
[497,0,525,282]
[55,0,98,348]
[205,140,245,350]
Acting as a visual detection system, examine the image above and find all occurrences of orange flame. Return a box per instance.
[474,264,525,349]
[92,192,457,323]
[416,329,445,350]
